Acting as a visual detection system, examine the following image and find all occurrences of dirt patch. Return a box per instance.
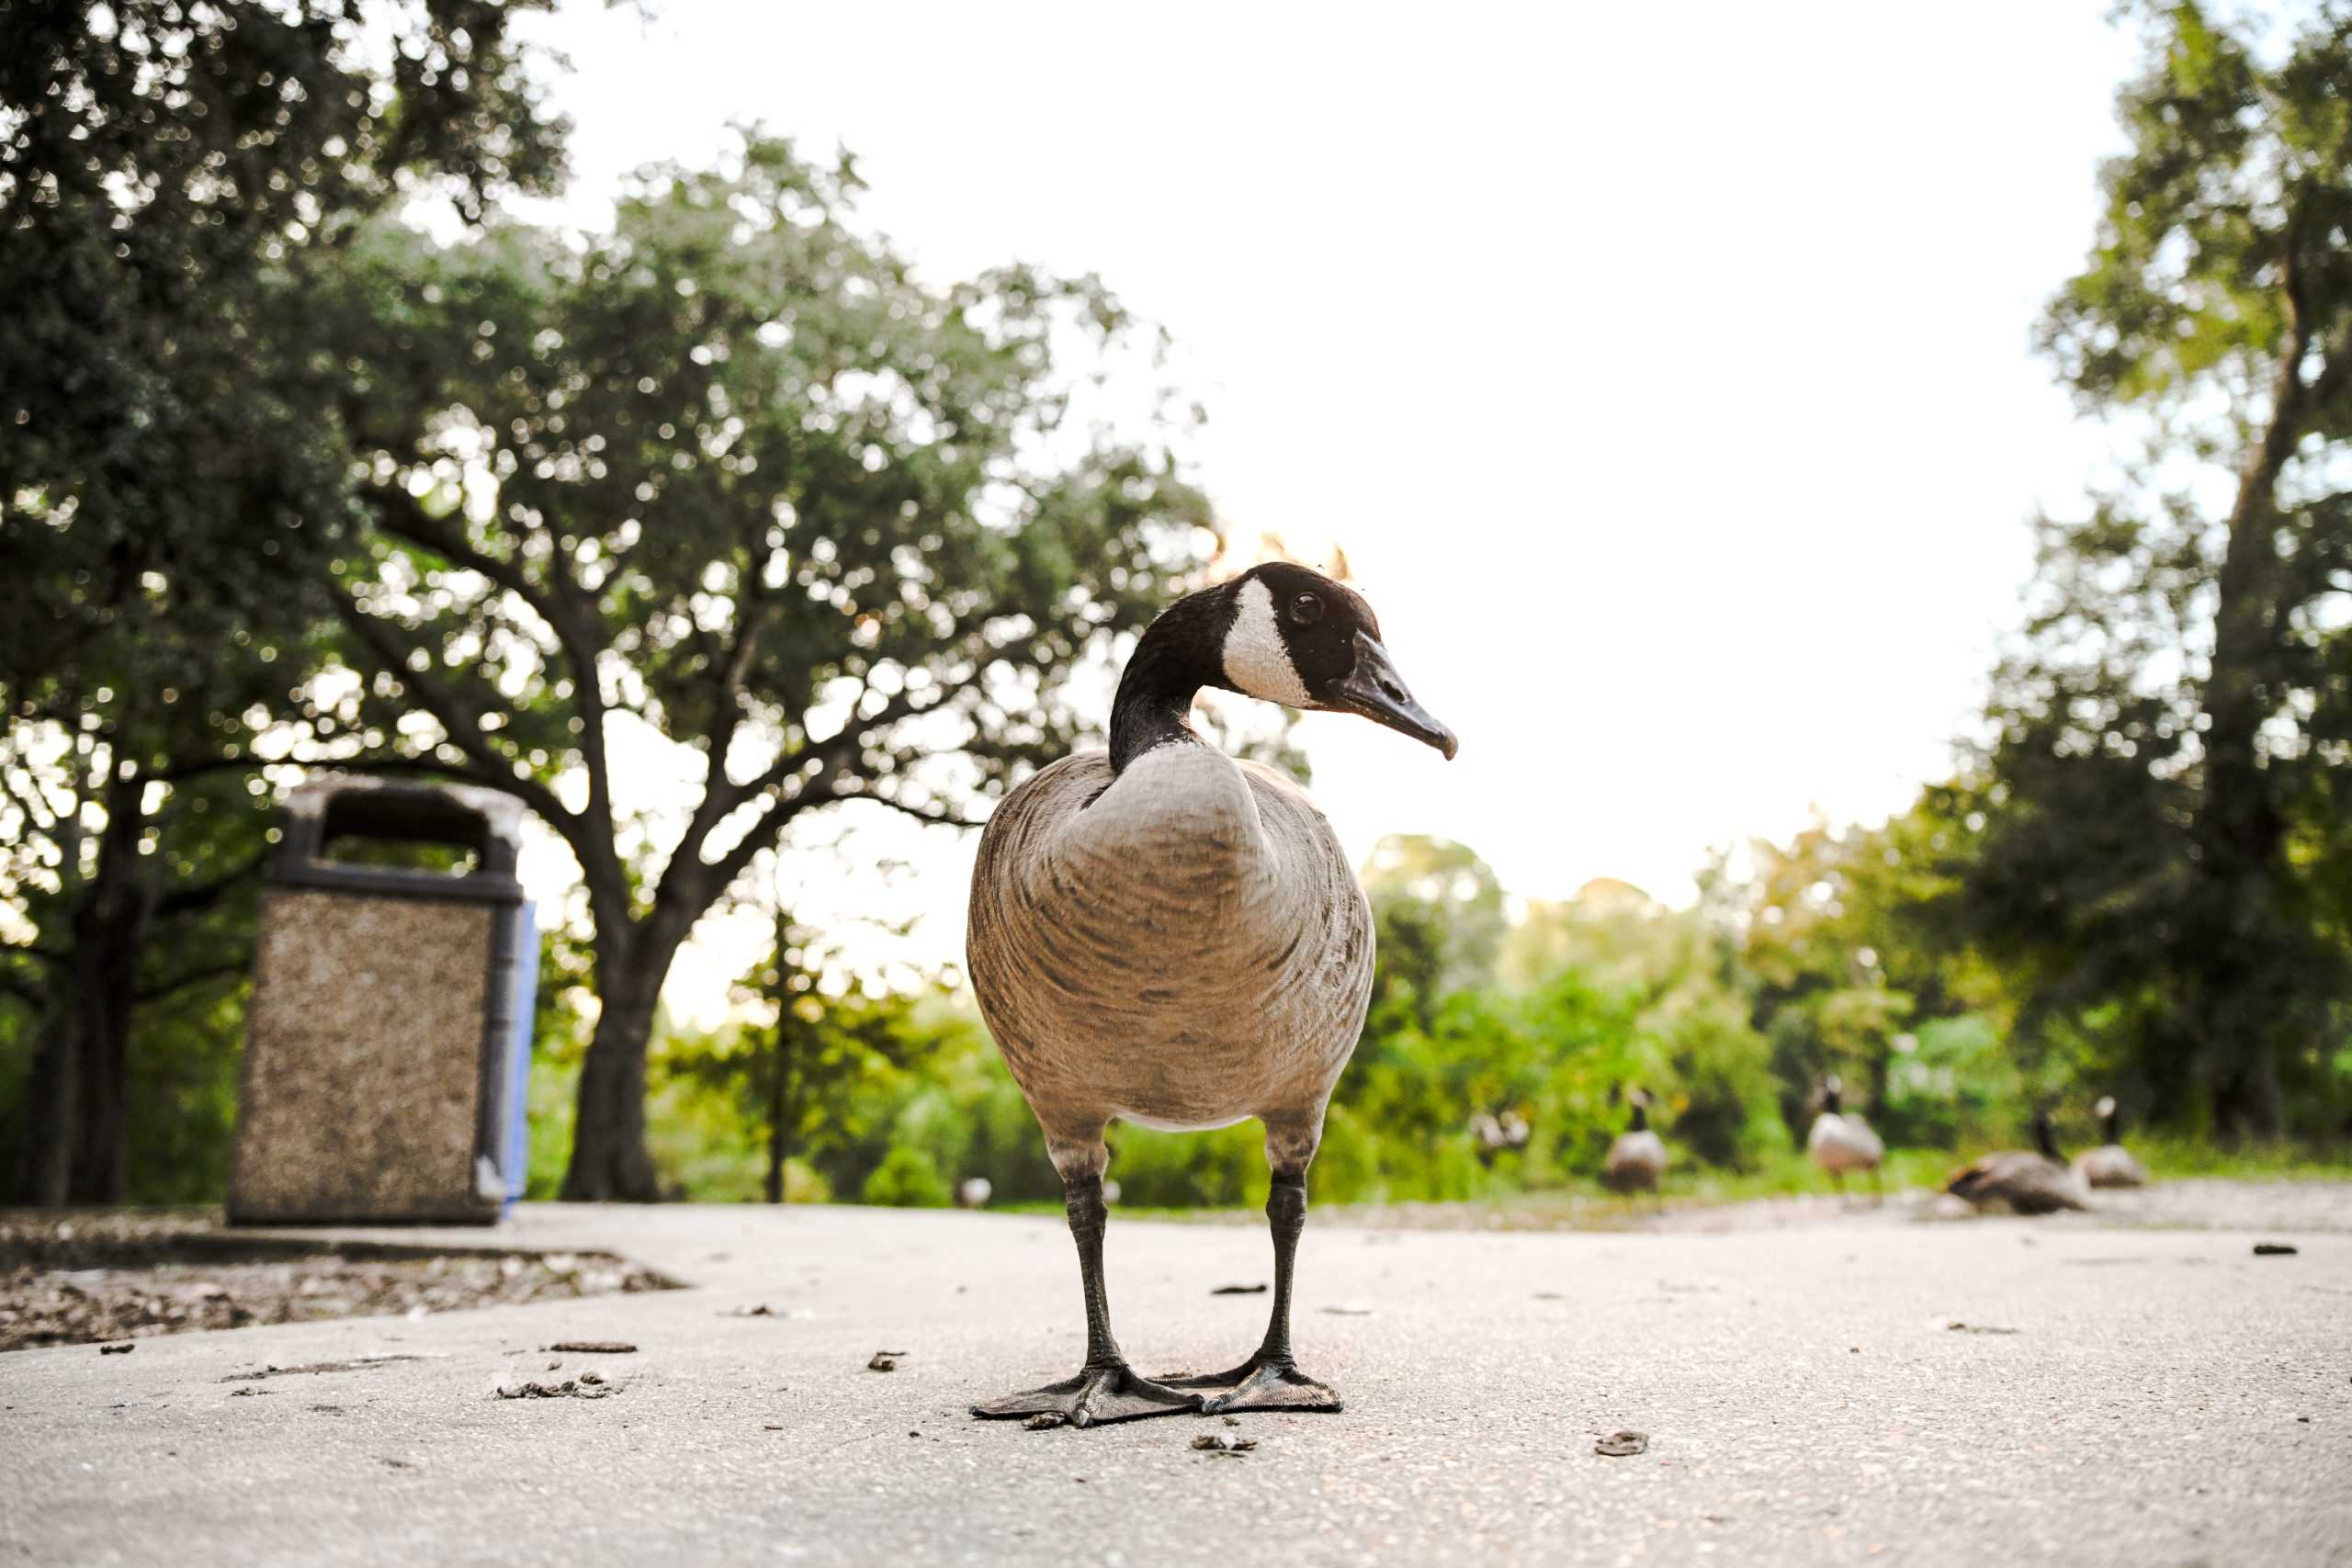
[1,1212,676,1353]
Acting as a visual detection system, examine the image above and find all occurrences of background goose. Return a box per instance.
[1945,1111,2091,1214]
[1472,1109,1531,1168]
[1806,1075,1885,1199]
[1602,1089,1668,1197]
[966,561,1455,1428]
[2073,1096,2150,1189]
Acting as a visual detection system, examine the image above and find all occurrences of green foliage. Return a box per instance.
[1951,0,2352,1135]
[861,1145,951,1208]
[1878,1015,2021,1151]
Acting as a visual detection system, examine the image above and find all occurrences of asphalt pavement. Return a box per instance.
[4,1194,2347,1566]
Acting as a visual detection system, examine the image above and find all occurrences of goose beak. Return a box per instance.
[1334,631,1458,760]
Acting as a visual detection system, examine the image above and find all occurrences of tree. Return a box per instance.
[0,2,571,1201]
[671,909,928,1205]
[1731,803,1987,1137]
[315,136,1218,1198]
[1961,1,2352,1134]
[0,614,277,1203]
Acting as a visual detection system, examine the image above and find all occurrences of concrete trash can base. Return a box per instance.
[227,780,537,1225]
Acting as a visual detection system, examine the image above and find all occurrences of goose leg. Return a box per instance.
[1159,1164,1343,1415]
[969,1168,1199,1428]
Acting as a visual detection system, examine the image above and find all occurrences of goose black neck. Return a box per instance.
[2103,1105,2122,1141]
[1823,1089,1844,1115]
[1629,1105,1649,1133]
[1109,589,1229,775]
[2032,1113,2060,1160]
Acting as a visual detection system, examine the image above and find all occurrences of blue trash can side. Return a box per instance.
[503,901,540,1211]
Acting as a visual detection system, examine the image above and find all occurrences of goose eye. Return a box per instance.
[1290,593,1324,626]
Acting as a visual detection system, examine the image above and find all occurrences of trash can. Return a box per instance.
[227,779,538,1224]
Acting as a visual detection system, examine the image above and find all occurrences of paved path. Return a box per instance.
[5,1200,2348,1566]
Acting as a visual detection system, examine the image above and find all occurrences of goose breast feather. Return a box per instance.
[2074,1145,2148,1189]
[967,746,1374,1135]
[1808,1111,1884,1172]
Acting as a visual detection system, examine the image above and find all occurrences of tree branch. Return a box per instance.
[831,787,986,832]
[137,957,251,1004]
[151,753,268,786]
[0,963,50,1011]
[329,588,584,842]
[368,494,619,862]
[155,850,268,918]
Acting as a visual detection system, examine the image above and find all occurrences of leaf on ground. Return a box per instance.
[2253,1243,2298,1257]
[1023,1413,1066,1431]
[1318,1304,1374,1316]
[1595,1429,1648,1457]
[866,1350,905,1371]
[1946,1321,2020,1335]
[98,1342,134,1354]
[1210,1283,1267,1295]
[1192,1433,1257,1455]
[495,1378,619,1401]
[548,1340,637,1353]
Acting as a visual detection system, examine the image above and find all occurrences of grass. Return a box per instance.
[986,1141,2350,1227]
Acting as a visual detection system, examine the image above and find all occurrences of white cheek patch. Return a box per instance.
[1221,578,1315,708]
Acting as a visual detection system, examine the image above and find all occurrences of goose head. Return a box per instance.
[1111,561,1458,771]
[1216,563,1457,758]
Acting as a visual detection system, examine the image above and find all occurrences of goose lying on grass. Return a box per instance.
[966,562,1455,1428]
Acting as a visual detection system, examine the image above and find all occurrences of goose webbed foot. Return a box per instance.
[970,1362,1201,1428]
[1159,1355,1342,1415]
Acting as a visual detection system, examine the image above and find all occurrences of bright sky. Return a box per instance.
[500,2,2145,1023]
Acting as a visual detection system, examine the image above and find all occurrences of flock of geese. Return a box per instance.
[1596,1080,2151,1212]
[959,563,2146,1430]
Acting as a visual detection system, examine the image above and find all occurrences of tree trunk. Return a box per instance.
[16,1008,78,1207]
[13,776,153,1206]
[763,1036,788,1204]
[560,896,703,1203]
[562,976,663,1201]
[2184,317,2306,1139]
[64,916,143,1202]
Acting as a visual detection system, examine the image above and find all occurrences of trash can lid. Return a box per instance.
[270,777,529,902]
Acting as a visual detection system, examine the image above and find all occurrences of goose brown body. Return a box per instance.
[1946,1113,2091,1214]
[1946,1151,2091,1214]
[968,744,1373,1165]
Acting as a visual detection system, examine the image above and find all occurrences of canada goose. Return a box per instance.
[1602,1090,1668,1196]
[1945,1111,2091,1214]
[2073,1096,2149,1189]
[965,562,1455,1428]
[1472,1109,1531,1168]
[1806,1075,1885,1199]
[956,1177,994,1210]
